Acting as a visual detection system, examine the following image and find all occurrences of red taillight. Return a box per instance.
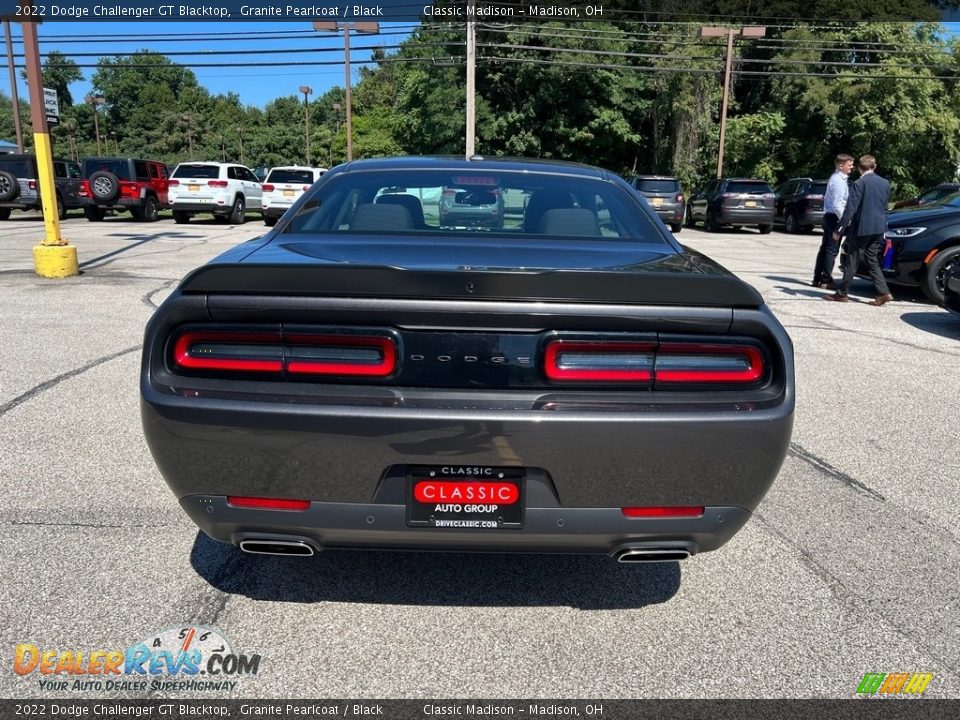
[168,179,180,187]
[804,194,824,200]
[79,181,90,197]
[655,343,764,384]
[120,182,139,199]
[28,180,37,190]
[544,340,655,382]
[227,496,310,511]
[262,184,275,192]
[675,193,684,203]
[622,506,705,518]
[171,329,397,378]
[207,180,229,188]
[302,185,311,191]
[543,339,765,386]
[173,331,284,373]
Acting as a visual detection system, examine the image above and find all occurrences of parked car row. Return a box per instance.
[0,154,326,226]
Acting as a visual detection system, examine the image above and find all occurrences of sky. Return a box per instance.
[1,21,416,109]
[1,19,958,111]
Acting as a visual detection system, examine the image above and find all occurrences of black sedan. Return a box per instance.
[141,157,795,563]
[944,262,960,316]
[875,192,960,304]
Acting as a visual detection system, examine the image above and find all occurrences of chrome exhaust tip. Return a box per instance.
[238,539,316,557]
[613,547,691,563]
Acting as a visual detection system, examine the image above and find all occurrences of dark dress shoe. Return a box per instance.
[823,293,849,302]
[813,280,837,290]
[869,293,894,306]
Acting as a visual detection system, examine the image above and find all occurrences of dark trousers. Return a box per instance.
[814,213,841,283]
[838,234,890,297]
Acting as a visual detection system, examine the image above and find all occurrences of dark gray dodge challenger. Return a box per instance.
[141,157,794,562]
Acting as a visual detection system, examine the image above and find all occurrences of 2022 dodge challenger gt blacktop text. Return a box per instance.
[141,157,795,562]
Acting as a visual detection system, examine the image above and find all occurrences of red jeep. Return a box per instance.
[80,157,170,222]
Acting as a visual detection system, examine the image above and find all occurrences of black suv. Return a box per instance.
[686,178,775,233]
[79,157,171,222]
[630,175,685,232]
[0,154,88,221]
[773,177,827,234]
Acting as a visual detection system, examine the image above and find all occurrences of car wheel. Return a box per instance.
[84,206,105,222]
[0,170,19,202]
[140,195,159,222]
[921,246,960,305]
[706,208,720,232]
[0,207,10,220]
[264,216,277,227]
[670,223,682,233]
[173,210,190,224]
[56,193,66,220]
[758,224,773,235]
[229,196,246,225]
[684,206,696,228]
[88,171,121,203]
[784,211,799,234]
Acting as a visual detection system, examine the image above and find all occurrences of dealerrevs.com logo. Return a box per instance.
[856,672,934,696]
[14,626,261,692]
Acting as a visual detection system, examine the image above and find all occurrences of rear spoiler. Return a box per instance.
[179,264,764,308]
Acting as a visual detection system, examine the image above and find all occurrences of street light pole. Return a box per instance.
[4,20,24,153]
[699,25,766,178]
[466,0,476,158]
[299,85,313,165]
[86,94,105,156]
[314,21,380,162]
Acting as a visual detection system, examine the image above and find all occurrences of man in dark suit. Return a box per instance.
[824,154,894,306]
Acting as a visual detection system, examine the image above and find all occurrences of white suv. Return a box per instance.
[261,166,327,226]
[168,161,262,224]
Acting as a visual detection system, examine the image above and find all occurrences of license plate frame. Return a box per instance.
[651,197,663,207]
[188,184,200,192]
[283,189,295,197]
[745,200,757,207]
[406,466,524,529]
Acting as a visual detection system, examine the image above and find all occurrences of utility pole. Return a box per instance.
[314,21,379,162]
[85,94,105,155]
[465,1,476,158]
[299,85,312,165]
[4,20,24,153]
[699,26,766,178]
[23,16,77,278]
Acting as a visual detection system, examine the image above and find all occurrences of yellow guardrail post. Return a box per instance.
[21,16,78,278]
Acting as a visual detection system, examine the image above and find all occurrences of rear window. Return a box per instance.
[0,158,34,177]
[727,181,772,194]
[173,164,220,180]
[82,159,132,180]
[267,169,315,184]
[285,169,668,243]
[808,182,827,195]
[633,178,680,193]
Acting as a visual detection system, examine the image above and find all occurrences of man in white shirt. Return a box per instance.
[812,153,854,288]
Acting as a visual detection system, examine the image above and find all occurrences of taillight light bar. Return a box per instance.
[207,180,229,188]
[227,496,310,511]
[262,184,275,192]
[171,330,397,378]
[168,179,180,187]
[622,506,705,518]
[543,339,765,386]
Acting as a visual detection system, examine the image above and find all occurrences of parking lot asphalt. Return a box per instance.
[1,211,958,699]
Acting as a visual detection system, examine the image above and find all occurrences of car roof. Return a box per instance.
[633,175,680,180]
[330,155,611,180]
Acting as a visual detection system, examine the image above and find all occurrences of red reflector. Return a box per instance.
[173,331,283,373]
[655,343,764,383]
[622,506,705,518]
[262,184,275,192]
[543,340,655,382]
[414,481,519,505]
[285,334,396,377]
[207,180,229,188]
[227,496,310,511]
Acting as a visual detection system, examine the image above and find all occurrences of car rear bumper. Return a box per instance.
[799,209,823,226]
[180,494,752,556]
[171,201,231,213]
[653,206,684,224]
[718,209,775,225]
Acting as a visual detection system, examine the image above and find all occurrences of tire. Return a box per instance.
[784,211,799,234]
[670,223,682,233]
[921,246,960,305]
[706,208,720,233]
[758,224,773,235]
[173,210,190,224]
[84,206,105,222]
[88,171,120,203]
[0,207,10,220]
[229,196,246,225]
[264,216,278,227]
[140,195,159,222]
[0,170,19,202]
[684,206,696,228]
[56,193,66,221]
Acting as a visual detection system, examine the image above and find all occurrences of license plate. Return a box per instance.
[283,189,295,197]
[745,200,756,207]
[188,184,199,192]
[651,198,663,206]
[407,466,524,529]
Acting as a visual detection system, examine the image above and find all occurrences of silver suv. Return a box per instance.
[168,161,262,224]
[631,176,685,233]
[0,154,87,221]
